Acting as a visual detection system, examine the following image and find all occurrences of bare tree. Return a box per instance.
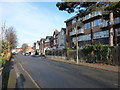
[21,43,28,53]
[0,22,7,54]
[5,27,17,52]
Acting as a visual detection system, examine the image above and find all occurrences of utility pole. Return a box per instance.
[75,18,79,64]
[76,32,79,64]
[90,21,94,45]
[109,11,114,46]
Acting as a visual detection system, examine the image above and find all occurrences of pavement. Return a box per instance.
[46,56,119,73]
[0,67,3,90]
[7,56,41,89]
[12,54,119,88]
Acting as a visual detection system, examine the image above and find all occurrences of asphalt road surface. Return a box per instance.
[14,54,119,88]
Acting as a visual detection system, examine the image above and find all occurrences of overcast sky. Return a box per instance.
[0,1,75,47]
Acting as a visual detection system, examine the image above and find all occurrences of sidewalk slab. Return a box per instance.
[47,57,119,73]
[0,73,2,90]
[8,65,17,88]
[8,58,40,89]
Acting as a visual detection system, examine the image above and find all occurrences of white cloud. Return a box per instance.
[0,2,70,47]
[0,0,61,2]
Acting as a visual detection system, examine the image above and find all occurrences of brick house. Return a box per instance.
[65,11,120,48]
[39,38,46,55]
[33,41,40,55]
[26,46,33,54]
[52,30,60,49]
[44,36,53,51]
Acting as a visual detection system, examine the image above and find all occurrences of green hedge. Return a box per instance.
[0,57,2,64]
[0,57,8,64]
[82,43,113,64]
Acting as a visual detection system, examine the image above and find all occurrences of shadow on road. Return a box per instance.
[15,73,26,89]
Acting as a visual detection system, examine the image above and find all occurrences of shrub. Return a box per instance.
[82,43,112,64]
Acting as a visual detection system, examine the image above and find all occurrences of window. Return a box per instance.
[104,20,109,27]
[117,28,120,36]
[93,19,101,26]
[72,19,76,24]
[84,14,91,20]
[79,34,91,41]
[92,11,101,17]
[42,41,44,44]
[72,37,76,42]
[93,30,109,39]
[54,35,55,38]
[46,38,50,42]
[114,17,120,24]
[78,17,82,21]
[61,31,64,35]
[84,23,90,29]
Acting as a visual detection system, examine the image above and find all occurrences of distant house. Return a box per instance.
[58,28,66,49]
[26,46,33,54]
[52,30,59,49]
[33,42,40,55]
[12,48,22,53]
[44,36,53,51]
[39,38,45,55]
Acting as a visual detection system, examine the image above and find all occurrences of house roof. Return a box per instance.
[61,28,66,31]
[40,38,45,41]
[46,36,53,39]
[64,15,78,23]
[61,28,66,33]
[53,30,59,36]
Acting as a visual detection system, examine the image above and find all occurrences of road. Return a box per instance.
[14,54,118,88]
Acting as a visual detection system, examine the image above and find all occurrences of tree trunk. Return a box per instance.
[109,12,114,46]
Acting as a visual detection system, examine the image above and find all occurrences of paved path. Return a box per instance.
[0,66,3,90]
[8,58,40,88]
[15,54,119,88]
[0,70,2,90]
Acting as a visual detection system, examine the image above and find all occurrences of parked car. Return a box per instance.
[25,53,29,56]
[12,52,18,55]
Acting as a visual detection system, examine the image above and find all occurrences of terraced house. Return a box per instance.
[44,36,53,50]
[65,11,120,48]
[58,28,66,49]
[52,30,59,49]
[39,38,46,55]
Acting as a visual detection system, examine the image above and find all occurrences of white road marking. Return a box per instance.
[18,63,40,88]
[0,67,3,71]
[0,71,2,76]
[0,67,3,76]
[114,83,120,87]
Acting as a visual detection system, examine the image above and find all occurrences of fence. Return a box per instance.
[45,49,66,56]
[45,49,85,61]
[112,46,120,65]
[45,46,120,65]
